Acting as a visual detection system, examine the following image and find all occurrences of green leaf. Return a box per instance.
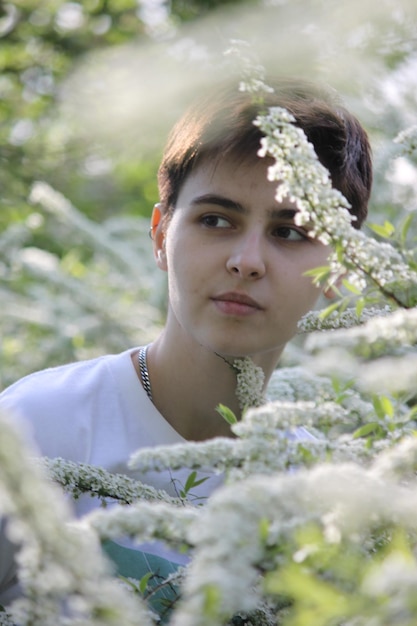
[118,575,140,592]
[183,470,209,494]
[318,300,342,320]
[353,422,380,439]
[139,572,153,595]
[368,220,396,238]
[335,245,346,265]
[203,584,221,618]
[297,444,316,464]
[380,395,394,418]
[355,298,366,318]
[341,279,362,295]
[304,265,332,280]
[266,562,354,622]
[216,403,238,425]
[407,406,417,420]
[259,517,270,543]
[400,213,414,244]
[372,396,384,420]
[373,395,394,419]
[184,470,198,493]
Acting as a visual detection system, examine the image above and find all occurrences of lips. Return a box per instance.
[212,292,263,316]
[214,292,262,308]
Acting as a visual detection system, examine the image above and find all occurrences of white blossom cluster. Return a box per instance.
[226,400,379,480]
[232,356,266,409]
[254,106,352,228]
[298,305,392,333]
[85,500,198,549]
[330,433,387,465]
[41,456,181,505]
[267,366,374,422]
[334,231,417,297]
[0,410,152,626]
[0,611,14,626]
[255,107,417,302]
[28,182,147,273]
[358,352,417,394]
[394,124,417,156]
[234,400,350,438]
[129,437,237,473]
[2,397,417,625]
[266,367,323,403]
[305,306,417,358]
[223,39,274,97]
[371,436,417,483]
[130,430,328,483]
[129,395,376,484]
[169,461,417,626]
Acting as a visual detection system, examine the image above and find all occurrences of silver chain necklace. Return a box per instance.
[138,345,153,402]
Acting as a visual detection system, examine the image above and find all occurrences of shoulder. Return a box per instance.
[0,350,136,458]
[1,353,117,407]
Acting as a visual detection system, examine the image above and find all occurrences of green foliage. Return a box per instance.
[171,0,255,21]
[264,524,417,626]
[179,471,209,499]
[202,584,222,620]
[0,182,164,389]
[1,0,255,228]
[216,403,239,425]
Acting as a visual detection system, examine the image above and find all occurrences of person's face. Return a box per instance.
[154,156,331,360]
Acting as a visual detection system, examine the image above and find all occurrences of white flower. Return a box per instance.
[254,107,417,305]
[0,610,15,626]
[305,307,417,358]
[42,456,180,505]
[129,437,236,473]
[0,409,152,626]
[394,124,417,156]
[358,353,417,395]
[223,40,274,97]
[170,463,417,626]
[85,500,198,549]
[371,436,417,482]
[298,305,392,333]
[232,357,266,409]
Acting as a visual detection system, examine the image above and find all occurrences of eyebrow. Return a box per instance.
[191,194,299,220]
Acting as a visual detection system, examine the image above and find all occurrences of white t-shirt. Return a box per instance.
[0,348,222,609]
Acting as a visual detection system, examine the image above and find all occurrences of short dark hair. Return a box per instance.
[158,79,372,228]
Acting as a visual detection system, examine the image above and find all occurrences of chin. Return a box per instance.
[198,328,287,361]
[211,336,287,362]
[208,341,264,360]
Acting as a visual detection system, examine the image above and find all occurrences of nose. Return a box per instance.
[226,232,266,279]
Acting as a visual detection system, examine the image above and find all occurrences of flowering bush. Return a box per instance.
[2,98,417,625]
[2,22,417,626]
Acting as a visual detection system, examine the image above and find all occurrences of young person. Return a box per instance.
[0,78,372,612]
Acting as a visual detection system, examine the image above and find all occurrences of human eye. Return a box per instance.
[201,214,232,229]
[272,225,309,242]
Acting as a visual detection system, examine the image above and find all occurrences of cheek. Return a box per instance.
[164,223,181,272]
[165,236,194,297]
[299,269,323,303]
[298,247,331,286]
[277,257,324,311]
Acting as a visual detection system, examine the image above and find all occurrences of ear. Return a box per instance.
[151,204,168,271]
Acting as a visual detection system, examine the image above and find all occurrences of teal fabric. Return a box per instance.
[102,540,181,621]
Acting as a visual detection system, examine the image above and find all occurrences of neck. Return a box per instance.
[133,329,281,442]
